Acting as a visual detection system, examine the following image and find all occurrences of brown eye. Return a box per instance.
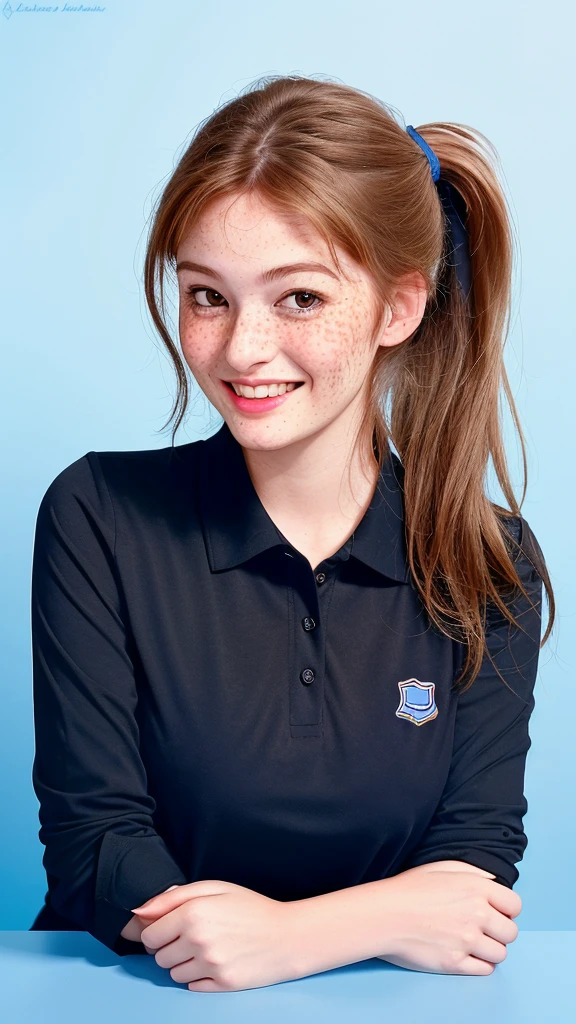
[279,291,323,314]
[186,287,228,308]
[294,292,316,308]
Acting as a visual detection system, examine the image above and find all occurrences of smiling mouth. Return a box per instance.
[224,381,305,395]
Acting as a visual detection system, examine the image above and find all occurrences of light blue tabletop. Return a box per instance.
[1,931,570,1023]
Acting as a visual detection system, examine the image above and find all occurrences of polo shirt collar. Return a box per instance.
[196,420,411,584]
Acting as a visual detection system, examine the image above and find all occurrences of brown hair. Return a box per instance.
[142,73,554,693]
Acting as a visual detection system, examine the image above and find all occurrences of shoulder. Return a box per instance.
[498,512,545,586]
[36,440,203,526]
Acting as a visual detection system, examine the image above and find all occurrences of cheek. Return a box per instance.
[306,305,371,393]
[179,318,222,368]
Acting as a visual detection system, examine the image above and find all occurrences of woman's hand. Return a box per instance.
[120,885,180,949]
[375,861,522,975]
[131,880,302,992]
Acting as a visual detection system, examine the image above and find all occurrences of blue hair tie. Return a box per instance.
[406,125,471,302]
[406,124,441,182]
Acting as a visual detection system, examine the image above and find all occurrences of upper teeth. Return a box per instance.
[231,382,300,398]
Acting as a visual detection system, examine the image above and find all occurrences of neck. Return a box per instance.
[239,405,379,560]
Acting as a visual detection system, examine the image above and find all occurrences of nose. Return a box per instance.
[224,306,279,370]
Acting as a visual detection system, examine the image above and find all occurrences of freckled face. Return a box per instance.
[176,191,383,451]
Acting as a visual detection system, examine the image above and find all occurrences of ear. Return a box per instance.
[376,271,429,350]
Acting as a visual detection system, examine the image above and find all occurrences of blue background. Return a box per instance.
[0,0,573,931]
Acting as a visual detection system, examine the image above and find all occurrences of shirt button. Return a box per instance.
[300,668,315,685]
[302,616,316,631]
[315,572,327,585]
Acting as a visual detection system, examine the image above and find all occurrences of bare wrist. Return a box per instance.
[284,879,397,975]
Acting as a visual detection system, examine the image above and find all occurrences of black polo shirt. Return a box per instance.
[29,420,544,957]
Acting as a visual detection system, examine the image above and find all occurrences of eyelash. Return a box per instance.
[184,286,324,317]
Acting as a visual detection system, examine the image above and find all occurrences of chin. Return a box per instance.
[230,422,317,452]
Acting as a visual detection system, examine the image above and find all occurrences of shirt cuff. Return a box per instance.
[93,831,189,954]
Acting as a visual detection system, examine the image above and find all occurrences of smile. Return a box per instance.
[220,379,305,412]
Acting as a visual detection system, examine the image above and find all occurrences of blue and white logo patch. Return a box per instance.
[395,678,438,726]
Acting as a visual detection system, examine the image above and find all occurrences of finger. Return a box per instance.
[132,879,228,916]
[132,884,190,916]
[471,933,509,965]
[188,978,222,992]
[484,881,523,920]
[133,890,194,919]
[140,905,185,949]
[390,954,495,977]
[154,935,200,971]
[484,907,519,946]
[459,955,497,976]
[157,954,220,989]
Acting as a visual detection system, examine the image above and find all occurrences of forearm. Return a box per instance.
[285,860,496,976]
[120,861,494,952]
[286,877,398,974]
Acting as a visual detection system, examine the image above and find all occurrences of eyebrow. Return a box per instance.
[175,260,340,283]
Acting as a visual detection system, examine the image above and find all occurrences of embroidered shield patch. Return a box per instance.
[395,678,438,726]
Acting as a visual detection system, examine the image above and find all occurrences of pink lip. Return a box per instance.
[220,379,303,413]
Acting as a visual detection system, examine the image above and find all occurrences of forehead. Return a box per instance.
[176,192,363,284]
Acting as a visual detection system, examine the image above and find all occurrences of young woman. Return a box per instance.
[29,75,554,992]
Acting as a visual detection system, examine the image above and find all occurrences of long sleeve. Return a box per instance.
[396,516,544,889]
[30,452,188,955]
